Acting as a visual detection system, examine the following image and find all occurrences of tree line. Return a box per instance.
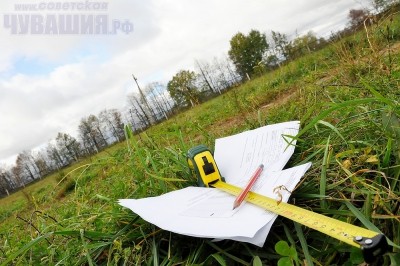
[0,4,392,197]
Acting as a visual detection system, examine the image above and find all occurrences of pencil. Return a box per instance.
[233,164,264,210]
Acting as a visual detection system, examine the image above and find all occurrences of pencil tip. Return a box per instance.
[260,164,264,168]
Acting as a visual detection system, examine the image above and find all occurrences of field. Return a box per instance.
[1,12,400,265]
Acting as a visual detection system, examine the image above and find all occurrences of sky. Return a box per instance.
[0,0,373,166]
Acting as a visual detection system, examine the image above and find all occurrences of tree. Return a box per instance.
[220,55,241,86]
[196,56,240,95]
[167,70,200,107]
[78,118,97,154]
[195,60,218,94]
[15,151,40,183]
[78,115,107,155]
[144,82,173,120]
[348,9,370,30]
[228,29,269,79]
[88,114,108,145]
[99,109,125,142]
[0,166,14,197]
[127,93,152,129]
[288,31,324,59]
[46,143,65,170]
[264,54,280,69]
[271,31,290,62]
[33,150,51,177]
[55,132,81,163]
[126,108,140,132]
[372,0,397,12]
[11,165,24,188]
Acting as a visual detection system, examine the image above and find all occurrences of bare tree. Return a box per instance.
[372,0,396,12]
[0,166,13,197]
[78,115,108,154]
[196,60,218,94]
[271,31,289,60]
[88,114,108,146]
[33,150,51,177]
[221,55,241,86]
[11,164,25,188]
[196,56,239,94]
[154,82,174,113]
[46,143,65,170]
[213,56,241,91]
[110,109,126,141]
[15,151,40,183]
[55,132,81,163]
[348,9,370,30]
[99,109,125,142]
[78,118,97,155]
[144,82,173,120]
[127,93,152,129]
[125,108,139,133]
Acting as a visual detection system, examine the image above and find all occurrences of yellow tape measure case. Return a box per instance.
[187,144,224,187]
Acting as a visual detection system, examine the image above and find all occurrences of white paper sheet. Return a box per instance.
[119,163,310,245]
[119,121,311,246]
[214,121,300,184]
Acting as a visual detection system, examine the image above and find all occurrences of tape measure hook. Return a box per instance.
[353,234,388,263]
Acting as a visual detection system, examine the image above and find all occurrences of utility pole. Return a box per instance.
[132,74,155,125]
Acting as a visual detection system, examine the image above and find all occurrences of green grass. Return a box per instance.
[1,11,400,265]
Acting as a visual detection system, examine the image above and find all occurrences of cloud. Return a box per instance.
[0,58,129,156]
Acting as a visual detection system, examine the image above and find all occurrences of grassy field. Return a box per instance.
[1,12,400,265]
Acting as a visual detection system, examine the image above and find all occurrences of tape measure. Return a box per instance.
[187,145,388,263]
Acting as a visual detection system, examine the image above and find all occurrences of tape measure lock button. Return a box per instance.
[201,156,216,175]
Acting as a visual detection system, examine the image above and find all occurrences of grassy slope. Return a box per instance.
[1,13,400,265]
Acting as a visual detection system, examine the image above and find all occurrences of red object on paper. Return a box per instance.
[233,164,264,209]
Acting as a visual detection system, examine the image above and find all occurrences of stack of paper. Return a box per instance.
[119,121,311,246]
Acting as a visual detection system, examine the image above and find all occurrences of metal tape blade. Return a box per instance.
[212,180,379,247]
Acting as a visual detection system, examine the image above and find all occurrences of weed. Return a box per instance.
[1,10,400,265]
[55,178,76,199]
[275,240,300,266]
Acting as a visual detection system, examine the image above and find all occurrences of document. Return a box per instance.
[119,121,311,246]
[214,120,299,184]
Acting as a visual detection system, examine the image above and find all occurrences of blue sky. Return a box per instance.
[0,0,372,166]
[13,57,56,75]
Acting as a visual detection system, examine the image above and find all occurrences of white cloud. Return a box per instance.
[0,0,372,165]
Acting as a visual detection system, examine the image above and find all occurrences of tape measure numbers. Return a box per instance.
[186,145,388,263]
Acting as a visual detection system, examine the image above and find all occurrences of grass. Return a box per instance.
[1,11,400,265]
